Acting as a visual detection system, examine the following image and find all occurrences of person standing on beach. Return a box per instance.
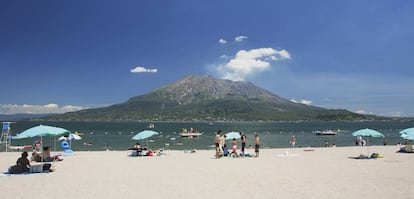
[254,134,260,157]
[240,132,247,157]
[215,130,221,158]
[290,136,296,148]
[220,134,227,153]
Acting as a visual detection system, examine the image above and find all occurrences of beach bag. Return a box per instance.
[43,163,52,171]
[370,153,379,158]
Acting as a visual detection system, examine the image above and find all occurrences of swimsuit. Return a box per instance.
[255,144,259,152]
[232,145,237,152]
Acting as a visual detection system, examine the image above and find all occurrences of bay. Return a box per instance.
[4,121,413,151]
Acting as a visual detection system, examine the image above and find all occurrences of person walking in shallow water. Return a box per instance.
[290,136,296,148]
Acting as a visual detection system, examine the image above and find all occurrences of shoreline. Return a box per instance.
[1,145,413,199]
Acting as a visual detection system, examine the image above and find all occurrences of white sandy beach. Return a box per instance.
[1,146,413,199]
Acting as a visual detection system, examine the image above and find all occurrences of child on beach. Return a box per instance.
[254,134,260,157]
[231,138,238,158]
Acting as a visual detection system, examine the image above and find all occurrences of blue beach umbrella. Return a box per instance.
[352,128,384,138]
[399,128,414,142]
[401,133,414,141]
[13,125,70,139]
[132,130,159,147]
[13,124,70,152]
[352,128,384,156]
[399,127,414,136]
[224,131,241,140]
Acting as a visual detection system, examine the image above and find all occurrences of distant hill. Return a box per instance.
[0,113,55,121]
[41,75,368,121]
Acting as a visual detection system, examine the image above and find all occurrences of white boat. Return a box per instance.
[315,130,337,136]
[180,128,202,137]
[180,132,203,137]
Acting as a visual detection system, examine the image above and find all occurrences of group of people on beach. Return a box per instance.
[9,141,62,174]
[128,142,165,156]
[214,130,260,158]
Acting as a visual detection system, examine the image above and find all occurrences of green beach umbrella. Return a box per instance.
[132,130,158,147]
[13,124,70,139]
[13,124,70,153]
[400,131,414,141]
[352,128,384,138]
[352,128,384,156]
[399,127,414,136]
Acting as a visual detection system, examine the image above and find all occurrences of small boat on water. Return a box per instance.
[314,130,338,136]
[180,128,202,137]
[180,132,203,137]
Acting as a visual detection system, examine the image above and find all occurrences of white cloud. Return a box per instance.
[355,109,366,114]
[300,100,312,105]
[235,36,248,42]
[0,104,87,114]
[218,47,291,81]
[218,38,227,44]
[290,99,312,105]
[130,66,158,73]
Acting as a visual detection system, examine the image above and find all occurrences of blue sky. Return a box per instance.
[1,0,413,117]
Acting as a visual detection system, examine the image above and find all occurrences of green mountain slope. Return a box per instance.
[44,75,366,121]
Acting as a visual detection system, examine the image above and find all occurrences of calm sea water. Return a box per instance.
[3,121,413,151]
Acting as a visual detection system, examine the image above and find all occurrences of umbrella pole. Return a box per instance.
[41,136,43,163]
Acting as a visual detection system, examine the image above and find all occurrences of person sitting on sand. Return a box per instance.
[42,146,63,162]
[33,141,41,153]
[222,143,229,157]
[146,148,155,156]
[12,151,30,173]
[133,143,143,154]
[399,143,413,153]
[31,152,42,162]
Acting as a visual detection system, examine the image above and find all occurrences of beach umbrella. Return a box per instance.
[352,128,384,156]
[13,124,70,152]
[68,133,82,140]
[13,125,70,139]
[224,131,241,140]
[57,136,68,141]
[352,128,384,138]
[399,128,414,136]
[401,133,414,141]
[132,130,158,146]
[401,131,414,141]
[67,133,82,150]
